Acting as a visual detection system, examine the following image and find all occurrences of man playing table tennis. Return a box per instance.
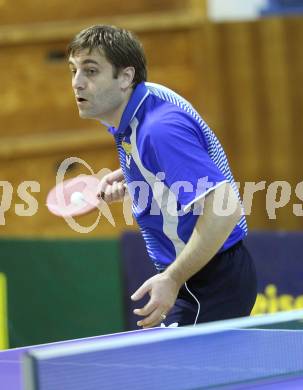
[68,25,257,329]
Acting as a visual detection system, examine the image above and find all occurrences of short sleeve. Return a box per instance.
[147,112,227,211]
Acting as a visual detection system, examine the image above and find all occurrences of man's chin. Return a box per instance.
[78,110,93,119]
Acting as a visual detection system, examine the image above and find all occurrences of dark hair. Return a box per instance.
[67,25,147,87]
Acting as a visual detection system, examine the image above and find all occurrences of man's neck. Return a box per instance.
[102,88,133,129]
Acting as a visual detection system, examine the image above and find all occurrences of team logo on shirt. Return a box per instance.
[122,141,132,168]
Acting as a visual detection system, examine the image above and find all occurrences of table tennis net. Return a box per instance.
[23,310,303,390]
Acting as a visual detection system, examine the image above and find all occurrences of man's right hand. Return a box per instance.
[97,168,127,203]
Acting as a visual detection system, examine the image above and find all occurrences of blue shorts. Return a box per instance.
[162,241,257,327]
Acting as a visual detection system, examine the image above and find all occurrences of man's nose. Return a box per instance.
[72,72,86,90]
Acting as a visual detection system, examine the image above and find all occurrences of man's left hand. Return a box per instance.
[131,273,180,328]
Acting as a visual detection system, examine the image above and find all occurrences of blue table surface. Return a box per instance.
[1,328,303,390]
[0,328,165,390]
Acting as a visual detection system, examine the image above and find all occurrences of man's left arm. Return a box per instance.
[131,183,242,328]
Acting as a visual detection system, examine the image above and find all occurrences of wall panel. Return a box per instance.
[0,0,190,25]
[196,17,303,231]
[0,29,200,138]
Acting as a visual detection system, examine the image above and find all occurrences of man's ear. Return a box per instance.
[119,67,135,89]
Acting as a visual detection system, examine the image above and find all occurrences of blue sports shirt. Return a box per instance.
[106,82,247,270]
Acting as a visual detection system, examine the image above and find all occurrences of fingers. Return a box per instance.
[97,180,126,203]
[132,274,178,328]
[137,308,166,328]
[96,176,109,201]
[117,181,127,198]
[134,299,167,328]
[133,299,158,317]
[131,280,165,327]
[131,280,150,301]
[113,181,125,201]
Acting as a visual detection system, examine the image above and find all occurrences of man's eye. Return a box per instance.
[70,69,77,75]
[86,68,97,75]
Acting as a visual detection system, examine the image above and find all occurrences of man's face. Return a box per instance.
[68,49,125,123]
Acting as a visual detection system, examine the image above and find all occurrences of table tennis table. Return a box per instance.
[1,310,303,390]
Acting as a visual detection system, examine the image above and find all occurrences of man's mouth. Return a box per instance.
[76,97,88,103]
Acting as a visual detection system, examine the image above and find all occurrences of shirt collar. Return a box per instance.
[104,82,149,136]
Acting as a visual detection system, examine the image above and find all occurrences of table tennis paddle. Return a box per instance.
[46,175,102,217]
